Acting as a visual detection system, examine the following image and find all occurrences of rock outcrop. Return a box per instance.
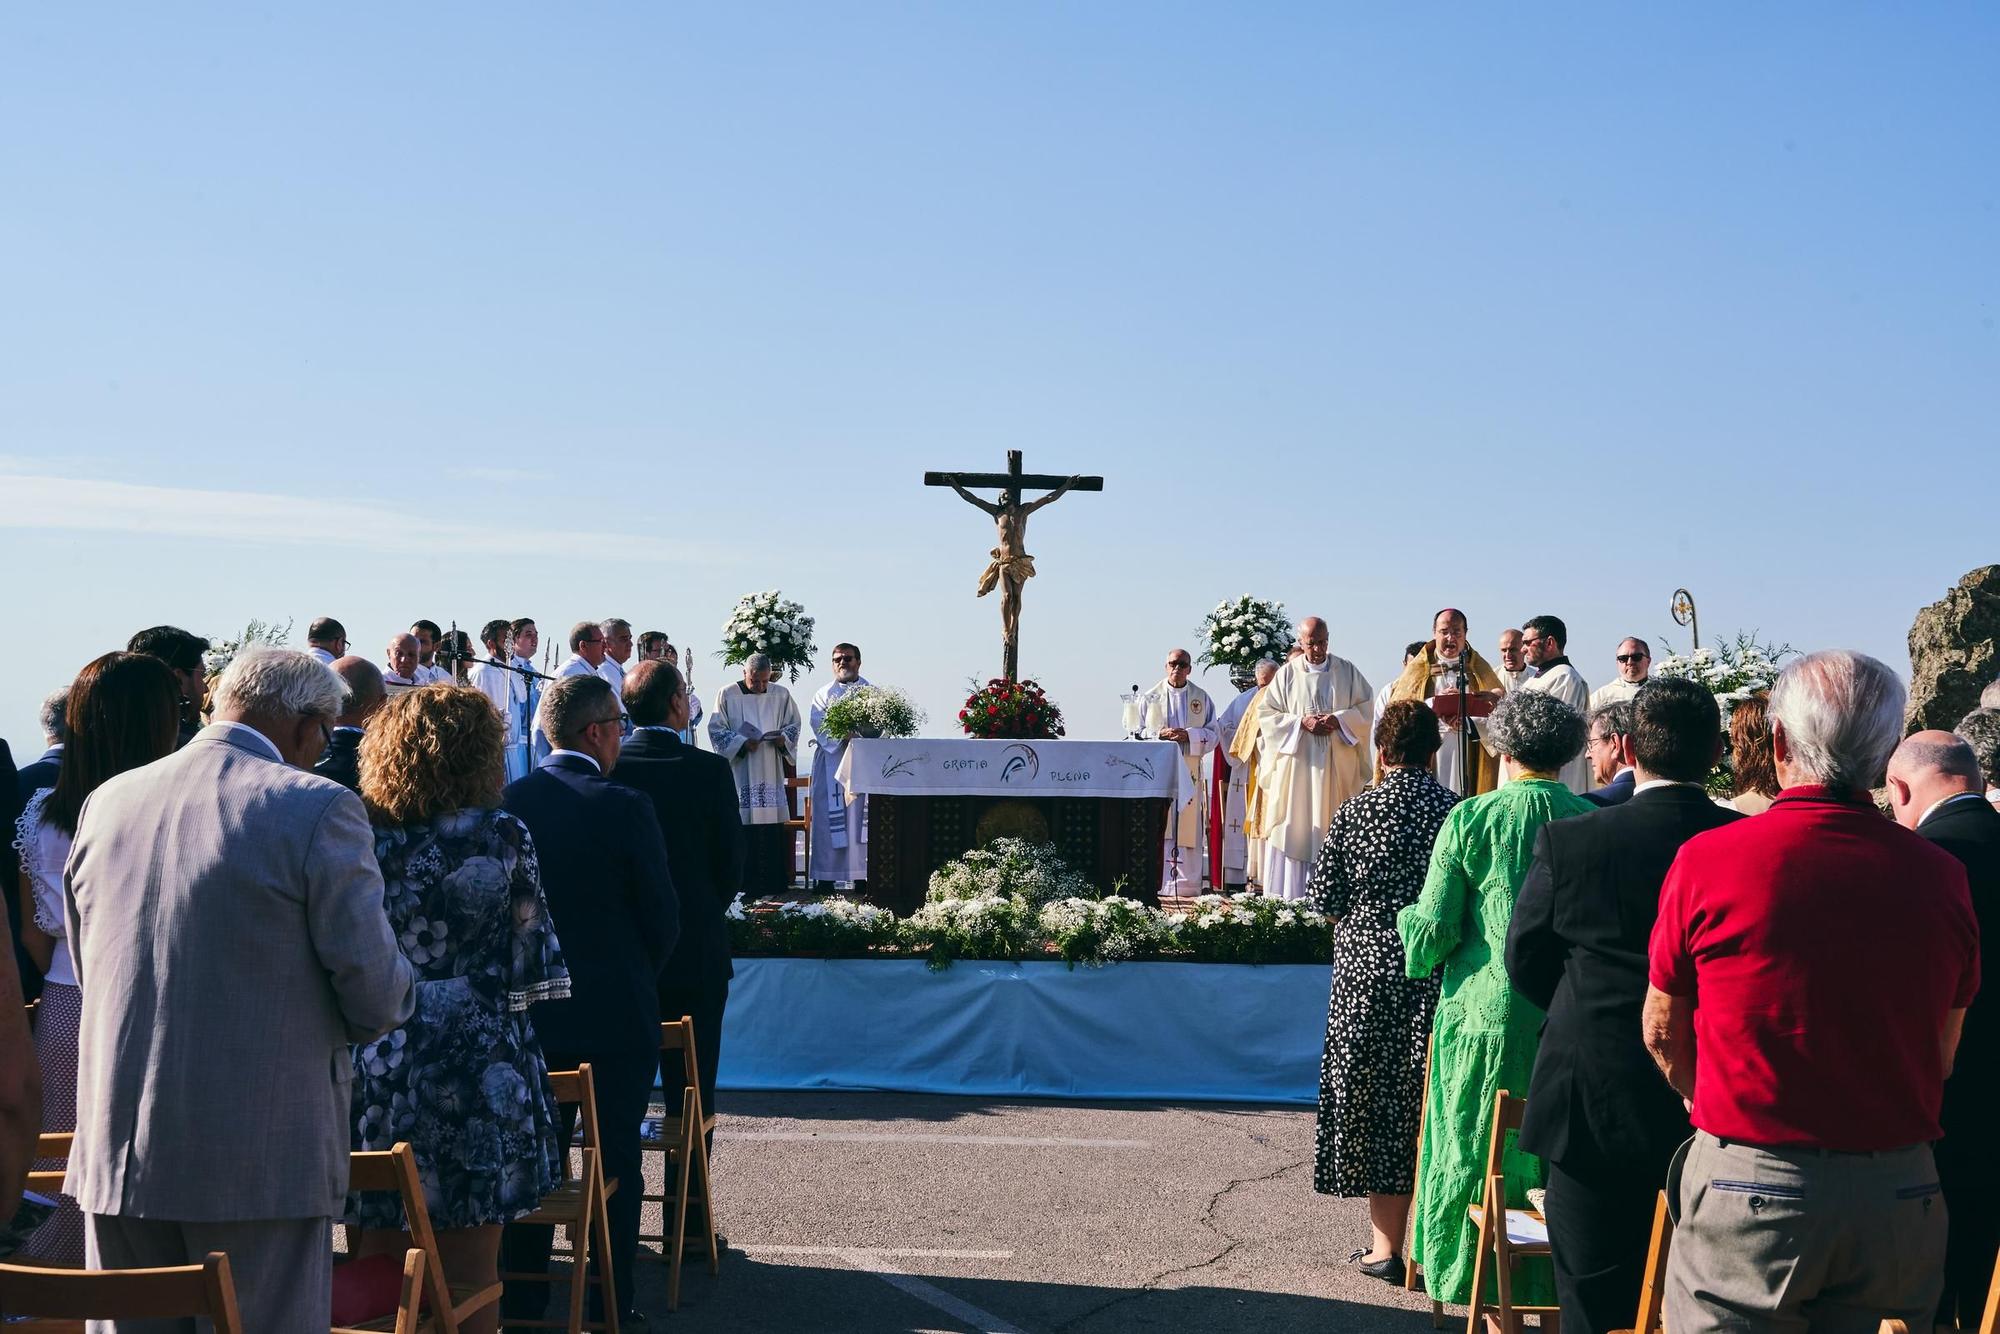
[1907,565,2000,733]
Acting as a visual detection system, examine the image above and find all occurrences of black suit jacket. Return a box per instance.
[15,747,60,802]
[1506,783,1742,1170]
[501,754,680,1054]
[312,729,363,791]
[611,729,743,988]
[0,740,38,1005]
[1920,796,2000,1147]
[1581,769,1636,808]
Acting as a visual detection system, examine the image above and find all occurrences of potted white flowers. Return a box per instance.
[1196,596,1293,674]
[719,589,817,682]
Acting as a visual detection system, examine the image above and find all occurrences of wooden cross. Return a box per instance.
[925,449,1104,681]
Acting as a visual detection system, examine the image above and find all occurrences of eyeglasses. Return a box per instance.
[1616,653,1649,664]
[831,655,856,664]
[1588,734,1617,748]
[1166,660,1191,670]
[587,714,623,729]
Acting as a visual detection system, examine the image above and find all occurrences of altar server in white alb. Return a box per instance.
[1517,613,1593,793]
[710,652,802,895]
[1145,648,1220,897]
[808,643,870,890]
[1255,617,1372,900]
[1495,628,1539,693]
[1210,665,1266,891]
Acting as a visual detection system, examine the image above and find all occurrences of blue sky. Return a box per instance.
[2,4,1994,751]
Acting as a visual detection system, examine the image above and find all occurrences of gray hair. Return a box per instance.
[1956,708,2000,786]
[1589,699,1634,741]
[1767,650,1905,791]
[538,673,618,746]
[39,688,69,745]
[1982,679,2000,710]
[745,652,773,674]
[599,617,631,636]
[210,647,347,721]
[1487,689,1587,772]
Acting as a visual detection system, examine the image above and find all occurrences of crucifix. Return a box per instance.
[925,449,1105,681]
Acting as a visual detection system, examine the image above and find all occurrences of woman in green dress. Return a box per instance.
[1397,687,1591,1307]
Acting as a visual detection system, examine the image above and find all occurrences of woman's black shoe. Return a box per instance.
[1356,1252,1405,1284]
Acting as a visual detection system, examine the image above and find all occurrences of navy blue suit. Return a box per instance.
[15,746,60,803]
[1506,783,1742,1334]
[1580,769,1635,808]
[500,752,679,1320]
[311,728,362,792]
[612,727,744,1198]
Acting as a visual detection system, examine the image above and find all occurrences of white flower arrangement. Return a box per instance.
[1196,596,1293,674]
[202,618,293,677]
[819,685,926,741]
[1648,631,1797,794]
[720,589,817,682]
[926,838,1096,911]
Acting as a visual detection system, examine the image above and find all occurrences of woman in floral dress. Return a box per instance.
[1309,700,1457,1285]
[351,686,570,1334]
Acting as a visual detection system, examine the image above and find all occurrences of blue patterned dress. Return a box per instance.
[349,807,571,1230]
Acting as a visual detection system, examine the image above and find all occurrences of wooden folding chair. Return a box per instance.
[345,1142,503,1334]
[502,1065,618,1334]
[1407,1036,1445,1328]
[333,1248,428,1334]
[785,771,811,884]
[0,1250,242,1331]
[1610,1192,1671,1334]
[638,1017,721,1311]
[26,1132,72,1202]
[1464,1090,1558,1334]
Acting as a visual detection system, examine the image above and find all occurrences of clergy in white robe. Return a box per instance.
[1587,637,1652,710]
[1144,650,1219,897]
[808,644,870,887]
[468,620,526,780]
[1494,629,1539,693]
[1255,618,1372,900]
[1517,616,1593,793]
[709,653,803,895]
[1210,676,1261,889]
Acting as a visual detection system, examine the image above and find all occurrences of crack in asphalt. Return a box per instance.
[1051,1154,1312,1332]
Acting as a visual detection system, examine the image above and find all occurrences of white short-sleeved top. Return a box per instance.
[12,788,76,986]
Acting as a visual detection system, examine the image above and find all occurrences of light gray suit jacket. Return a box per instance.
[63,724,416,1221]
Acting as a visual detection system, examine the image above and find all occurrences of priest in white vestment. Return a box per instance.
[383,633,422,698]
[808,643,870,889]
[509,618,543,769]
[1495,628,1540,693]
[1255,618,1372,900]
[1144,649,1219,897]
[1587,636,1652,710]
[709,652,802,895]
[1210,666,1266,891]
[468,620,529,781]
[1517,614,1593,793]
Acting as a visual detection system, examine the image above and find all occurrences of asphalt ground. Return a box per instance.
[611,1089,1447,1334]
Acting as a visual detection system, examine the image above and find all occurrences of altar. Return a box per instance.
[837,738,1196,911]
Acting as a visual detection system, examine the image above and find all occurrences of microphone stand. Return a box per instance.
[1456,662,1474,798]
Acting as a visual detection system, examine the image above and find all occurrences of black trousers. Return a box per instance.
[1936,1137,2000,1328]
[743,823,790,895]
[1544,1156,1666,1334]
[502,1042,655,1320]
[659,979,729,1221]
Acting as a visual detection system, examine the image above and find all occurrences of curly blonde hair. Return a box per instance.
[359,685,505,826]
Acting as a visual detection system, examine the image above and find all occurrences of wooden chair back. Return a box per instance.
[1611,1191,1672,1334]
[547,1066,605,1181]
[347,1141,502,1334]
[1983,1242,2000,1334]
[524,1064,618,1333]
[658,1018,717,1138]
[27,1132,72,1198]
[0,1251,242,1331]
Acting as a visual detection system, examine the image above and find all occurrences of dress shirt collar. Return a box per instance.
[209,720,285,763]
[544,748,602,773]
[331,725,366,738]
[1633,776,1702,795]
[43,742,65,755]
[1537,655,1572,673]
[631,726,680,736]
[1918,790,1990,827]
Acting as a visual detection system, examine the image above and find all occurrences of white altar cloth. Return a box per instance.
[837,738,1195,808]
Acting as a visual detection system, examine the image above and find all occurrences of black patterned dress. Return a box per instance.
[349,807,572,1230]
[1309,767,1458,1196]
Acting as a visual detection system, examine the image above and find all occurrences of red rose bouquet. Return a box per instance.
[958,677,1065,740]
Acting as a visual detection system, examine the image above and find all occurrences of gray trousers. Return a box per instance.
[84,1212,329,1333]
[1665,1132,1945,1334]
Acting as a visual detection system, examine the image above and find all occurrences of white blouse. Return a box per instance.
[12,789,76,987]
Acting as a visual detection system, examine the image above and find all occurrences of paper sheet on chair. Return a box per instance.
[1504,1209,1549,1246]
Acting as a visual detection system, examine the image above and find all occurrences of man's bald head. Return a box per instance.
[330,655,387,728]
[1886,729,1983,830]
[1296,617,1329,665]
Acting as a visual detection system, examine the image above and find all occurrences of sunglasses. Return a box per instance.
[1616,653,1649,664]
